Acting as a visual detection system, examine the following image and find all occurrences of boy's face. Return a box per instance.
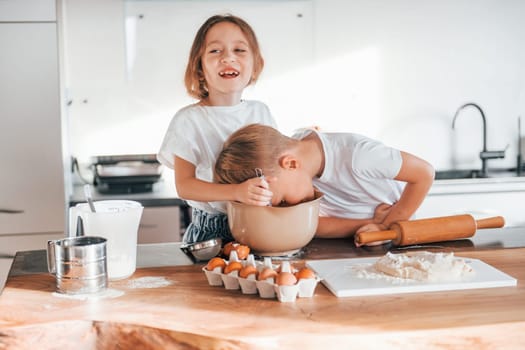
[268,169,315,207]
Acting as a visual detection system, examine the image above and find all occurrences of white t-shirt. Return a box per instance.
[158,100,277,214]
[293,129,404,219]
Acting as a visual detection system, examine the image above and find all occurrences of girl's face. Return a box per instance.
[201,22,254,104]
[268,169,316,207]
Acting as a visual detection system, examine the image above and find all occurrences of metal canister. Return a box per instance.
[47,236,108,294]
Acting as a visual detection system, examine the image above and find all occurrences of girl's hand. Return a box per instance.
[235,177,273,206]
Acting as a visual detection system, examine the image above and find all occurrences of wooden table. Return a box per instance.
[1,231,524,349]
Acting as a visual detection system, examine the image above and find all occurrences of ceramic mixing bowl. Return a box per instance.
[227,191,323,256]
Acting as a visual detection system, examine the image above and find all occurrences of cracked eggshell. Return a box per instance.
[222,260,242,290]
[205,257,227,272]
[223,242,250,260]
[203,257,227,286]
[238,261,258,294]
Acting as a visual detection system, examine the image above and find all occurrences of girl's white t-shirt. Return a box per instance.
[293,129,404,219]
[158,100,277,214]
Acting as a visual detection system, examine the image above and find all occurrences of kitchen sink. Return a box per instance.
[435,168,524,180]
[435,169,481,180]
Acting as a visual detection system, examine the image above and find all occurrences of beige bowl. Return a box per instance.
[227,191,323,256]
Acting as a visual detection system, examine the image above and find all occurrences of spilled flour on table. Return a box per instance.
[125,276,173,289]
[52,288,124,301]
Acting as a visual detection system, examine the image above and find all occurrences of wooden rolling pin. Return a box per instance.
[355,214,505,246]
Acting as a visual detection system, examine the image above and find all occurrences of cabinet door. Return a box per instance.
[0,23,65,234]
[0,0,56,22]
[417,191,525,227]
[138,207,181,243]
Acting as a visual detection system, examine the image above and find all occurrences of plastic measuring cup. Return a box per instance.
[69,200,143,280]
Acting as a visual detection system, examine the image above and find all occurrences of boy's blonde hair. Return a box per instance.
[215,124,296,184]
[184,14,265,100]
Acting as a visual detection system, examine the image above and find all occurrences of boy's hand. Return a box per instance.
[373,203,393,224]
[235,177,273,206]
[354,223,389,247]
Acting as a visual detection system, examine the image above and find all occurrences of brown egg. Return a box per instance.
[222,242,237,257]
[223,242,251,260]
[295,267,316,280]
[276,263,298,274]
[276,272,298,286]
[235,245,250,260]
[239,265,258,279]
[205,257,226,272]
[223,261,243,275]
[257,267,278,281]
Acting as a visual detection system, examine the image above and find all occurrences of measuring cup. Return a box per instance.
[47,236,108,294]
[69,200,143,280]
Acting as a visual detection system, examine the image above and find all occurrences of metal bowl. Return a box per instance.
[180,238,222,262]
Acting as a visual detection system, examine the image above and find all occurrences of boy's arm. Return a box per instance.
[174,156,273,205]
[376,151,435,228]
[315,204,392,238]
[315,216,375,238]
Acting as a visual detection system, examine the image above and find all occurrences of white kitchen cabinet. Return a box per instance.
[0,9,66,234]
[138,206,181,244]
[0,0,55,22]
[416,178,525,227]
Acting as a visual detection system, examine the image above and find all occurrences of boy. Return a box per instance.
[214,124,435,245]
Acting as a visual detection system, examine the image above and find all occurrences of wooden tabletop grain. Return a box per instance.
[0,242,524,349]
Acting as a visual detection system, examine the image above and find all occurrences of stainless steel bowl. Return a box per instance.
[180,238,222,262]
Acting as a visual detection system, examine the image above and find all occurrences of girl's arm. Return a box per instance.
[174,156,273,205]
[357,151,435,234]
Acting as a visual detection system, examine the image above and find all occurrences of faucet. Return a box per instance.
[452,103,506,177]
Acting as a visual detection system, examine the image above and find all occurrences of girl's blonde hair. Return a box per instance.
[215,124,297,184]
[184,14,265,100]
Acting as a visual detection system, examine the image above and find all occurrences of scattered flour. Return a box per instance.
[125,276,173,289]
[352,264,414,284]
[52,288,124,301]
[354,251,474,283]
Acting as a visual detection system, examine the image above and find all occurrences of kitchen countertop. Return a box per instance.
[70,171,525,206]
[69,178,186,207]
[1,227,524,349]
[5,226,525,278]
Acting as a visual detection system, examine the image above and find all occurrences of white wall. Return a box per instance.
[63,0,525,173]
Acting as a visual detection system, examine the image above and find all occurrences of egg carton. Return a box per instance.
[202,252,321,302]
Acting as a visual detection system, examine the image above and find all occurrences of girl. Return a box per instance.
[158,15,276,244]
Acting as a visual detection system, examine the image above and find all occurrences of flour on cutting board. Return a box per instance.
[355,251,474,283]
[307,252,517,297]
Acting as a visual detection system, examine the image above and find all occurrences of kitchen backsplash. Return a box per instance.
[63,0,525,171]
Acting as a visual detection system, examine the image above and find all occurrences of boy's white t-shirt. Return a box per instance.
[293,129,405,219]
[158,100,277,214]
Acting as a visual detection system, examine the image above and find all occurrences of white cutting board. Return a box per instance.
[306,256,517,297]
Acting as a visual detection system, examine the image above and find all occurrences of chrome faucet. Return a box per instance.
[452,103,506,177]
